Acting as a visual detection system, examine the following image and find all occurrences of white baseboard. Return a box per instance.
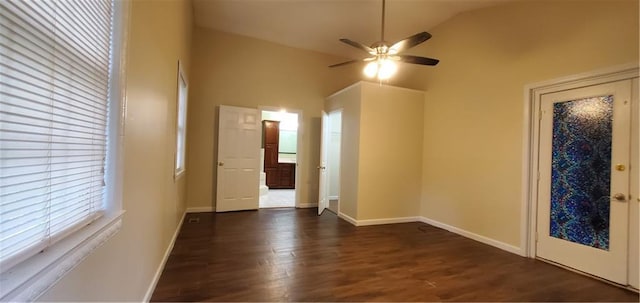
[296,203,317,208]
[185,206,214,213]
[418,216,524,256]
[335,213,419,227]
[143,211,186,302]
[337,212,358,226]
[328,195,339,201]
[357,216,421,226]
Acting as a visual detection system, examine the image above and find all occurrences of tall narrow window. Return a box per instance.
[175,62,188,176]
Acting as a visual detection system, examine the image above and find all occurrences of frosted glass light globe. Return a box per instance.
[377,59,397,80]
[363,61,378,78]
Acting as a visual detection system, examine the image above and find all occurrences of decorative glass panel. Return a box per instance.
[550,95,613,250]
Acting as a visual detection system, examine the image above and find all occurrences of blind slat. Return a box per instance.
[0,3,110,84]
[0,38,110,96]
[1,180,103,214]
[0,0,114,269]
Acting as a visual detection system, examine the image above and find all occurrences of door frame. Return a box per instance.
[258,106,304,208]
[327,109,344,214]
[318,111,329,215]
[522,63,639,259]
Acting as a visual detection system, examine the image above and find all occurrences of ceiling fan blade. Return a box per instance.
[329,60,360,68]
[389,32,432,54]
[339,38,375,54]
[397,55,439,66]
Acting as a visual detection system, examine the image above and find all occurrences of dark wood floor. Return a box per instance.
[151,209,638,302]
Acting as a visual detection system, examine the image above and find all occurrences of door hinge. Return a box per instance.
[535,232,538,242]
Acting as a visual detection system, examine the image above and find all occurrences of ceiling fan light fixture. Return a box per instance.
[329,0,439,72]
[363,58,397,80]
[364,61,379,78]
[377,59,397,80]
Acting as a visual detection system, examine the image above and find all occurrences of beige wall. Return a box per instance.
[186,27,360,210]
[40,0,193,300]
[416,0,639,247]
[358,82,424,220]
[326,84,362,218]
[325,82,424,220]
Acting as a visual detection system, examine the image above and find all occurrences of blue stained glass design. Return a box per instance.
[550,95,613,250]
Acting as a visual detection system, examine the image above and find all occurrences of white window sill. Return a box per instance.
[0,211,125,302]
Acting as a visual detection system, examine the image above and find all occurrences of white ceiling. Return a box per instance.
[193,0,510,59]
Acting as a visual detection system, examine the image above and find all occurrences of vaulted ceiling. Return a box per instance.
[192,0,512,59]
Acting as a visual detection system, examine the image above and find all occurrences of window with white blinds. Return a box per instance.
[175,62,187,175]
[0,0,114,270]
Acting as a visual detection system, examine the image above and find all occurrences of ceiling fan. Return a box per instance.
[329,0,439,80]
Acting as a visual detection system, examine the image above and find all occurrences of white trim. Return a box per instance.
[327,108,343,216]
[296,203,317,209]
[419,216,524,256]
[174,60,188,179]
[335,213,420,227]
[103,0,130,216]
[1,214,124,302]
[356,216,421,226]
[337,212,358,226]
[258,106,304,208]
[186,206,214,213]
[333,213,524,256]
[143,211,186,302]
[522,63,640,257]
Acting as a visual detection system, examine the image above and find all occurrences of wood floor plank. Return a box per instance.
[151,208,639,302]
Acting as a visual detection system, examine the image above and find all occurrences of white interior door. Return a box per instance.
[216,105,260,212]
[536,80,632,284]
[318,111,329,215]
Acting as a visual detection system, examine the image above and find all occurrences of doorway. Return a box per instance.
[259,109,300,208]
[525,65,638,289]
[319,110,342,215]
[326,111,342,214]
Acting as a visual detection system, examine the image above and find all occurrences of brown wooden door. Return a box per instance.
[262,120,296,189]
[262,120,279,170]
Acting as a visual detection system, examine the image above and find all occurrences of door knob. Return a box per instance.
[218,161,224,166]
[612,193,626,201]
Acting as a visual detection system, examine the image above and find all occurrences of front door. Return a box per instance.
[536,80,632,284]
[216,105,260,212]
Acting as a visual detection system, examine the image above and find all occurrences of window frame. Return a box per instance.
[0,0,129,300]
[174,61,188,178]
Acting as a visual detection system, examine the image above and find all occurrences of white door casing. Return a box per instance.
[536,80,631,284]
[216,105,260,212]
[629,77,639,289]
[318,111,329,215]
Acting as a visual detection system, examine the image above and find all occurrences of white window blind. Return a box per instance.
[0,0,114,270]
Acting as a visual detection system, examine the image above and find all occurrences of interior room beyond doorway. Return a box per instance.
[326,110,341,214]
[259,109,299,208]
